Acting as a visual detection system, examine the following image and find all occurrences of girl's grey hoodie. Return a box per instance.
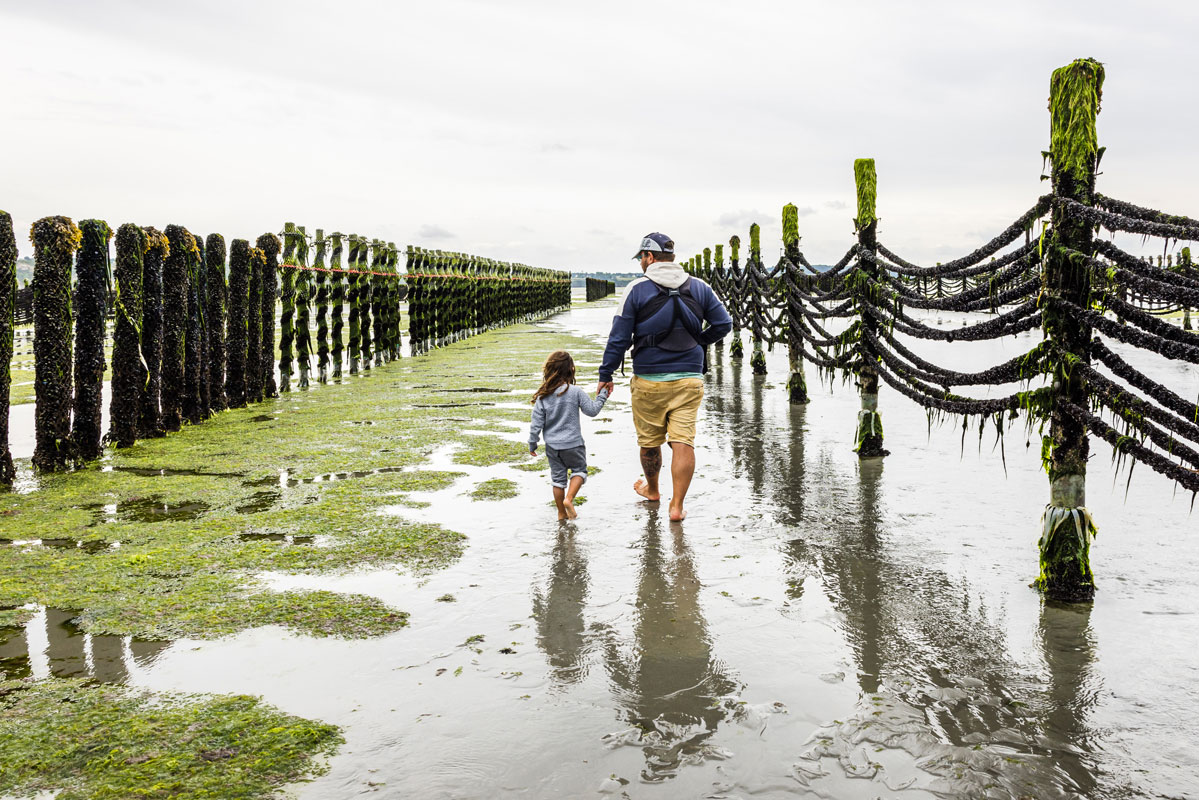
[529,384,609,450]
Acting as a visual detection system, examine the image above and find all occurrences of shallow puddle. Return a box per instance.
[86,496,211,524]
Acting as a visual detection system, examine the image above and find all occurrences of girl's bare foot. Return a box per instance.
[633,478,660,502]
[564,499,578,519]
[557,510,568,521]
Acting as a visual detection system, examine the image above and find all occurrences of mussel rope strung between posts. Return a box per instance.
[278,222,298,393]
[109,223,145,449]
[0,210,17,485]
[313,229,330,383]
[245,246,264,404]
[206,233,228,412]
[139,227,168,439]
[160,224,192,432]
[71,219,112,460]
[257,232,281,398]
[31,215,80,472]
[225,239,251,408]
[294,226,313,388]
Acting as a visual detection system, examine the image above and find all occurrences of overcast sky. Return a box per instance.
[2,0,1196,272]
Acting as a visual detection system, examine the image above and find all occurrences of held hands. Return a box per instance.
[597,381,615,397]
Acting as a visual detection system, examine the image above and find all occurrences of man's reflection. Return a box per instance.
[602,510,739,782]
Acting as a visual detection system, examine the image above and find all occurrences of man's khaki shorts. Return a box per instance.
[630,375,704,448]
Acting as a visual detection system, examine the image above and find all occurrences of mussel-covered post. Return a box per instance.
[161,224,190,432]
[1036,59,1103,602]
[110,224,145,447]
[294,225,312,387]
[0,211,17,485]
[313,229,329,383]
[329,233,344,379]
[206,234,227,411]
[782,204,810,404]
[371,239,386,366]
[246,246,265,404]
[184,232,206,424]
[852,159,887,457]
[1181,247,1193,331]
[226,239,250,408]
[196,235,212,420]
[748,224,768,375]
[258,233,281,398]
[71,219,112,460]
[346,235,360,375]
[358,238,373,371]
[278,222,298,393]
[728,235,743,359]
[139,228,168,438]
[31,216,80,472]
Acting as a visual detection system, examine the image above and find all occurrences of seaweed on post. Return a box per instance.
[138,227,168,438]
[1036,58,1104,602]
[206,233,228,411]
[371,239,387,366]
[851,158,888,458]
[294,225,312,387]
[183,231,206,424]
[71,219,112,460]
[195,235,212,419]
[0,211,18,485]
[109,223,145,448]
[257,233,281,398]
[748,224,768,375]
[31,215,80,472]
[781,203,810,404]
[225,239,250,408]
[312,229,329,384]
[161,224,191,432]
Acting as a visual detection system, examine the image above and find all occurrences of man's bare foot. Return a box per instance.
[633,478,660,502]
[564,499,578,519]
[668,503,687,522]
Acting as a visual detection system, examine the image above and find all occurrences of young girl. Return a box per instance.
[529,350,609,520]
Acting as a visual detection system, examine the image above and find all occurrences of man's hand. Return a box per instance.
[597,380,615,396]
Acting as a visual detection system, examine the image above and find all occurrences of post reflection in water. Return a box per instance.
[602,509,740,782]
[707,358,1108,798]
[0,607,167,684]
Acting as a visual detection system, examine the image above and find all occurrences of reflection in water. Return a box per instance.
[708,359,1109,798]
[603,510,740,782]
[532,513,741,784]
[531,526,590,685]
[0,608,167,683]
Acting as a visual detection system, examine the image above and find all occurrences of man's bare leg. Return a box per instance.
[668,442,695,521]
[563,474,583,519]
[634,446,662,502]
[553,486,568,520]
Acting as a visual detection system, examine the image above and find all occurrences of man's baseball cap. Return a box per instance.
[632,232,674,260]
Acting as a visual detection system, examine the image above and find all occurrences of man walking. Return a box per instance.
[597,232,732,521]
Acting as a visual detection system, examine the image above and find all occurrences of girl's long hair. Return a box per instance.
[532,350,576,404]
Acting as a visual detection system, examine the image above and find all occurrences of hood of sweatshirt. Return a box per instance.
[643,261,689,289]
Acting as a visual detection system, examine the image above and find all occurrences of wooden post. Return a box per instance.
[257,233,281,398]
[852,159,887,457]
[278,222,297,393]
[206,234,228,412]
[0,211,18,485]
[347,235,361,374]
[782,203,809,404]
[728,235,743,359]
[72,219,111,459]
[138,228,167,437]
[295,226,313,388]
[161,225,190,431]
[1036,58,1104,602]
[226,240,250,408]
[245,246,264,404]
[748,224,768,375]
[31,216,80,472]
[329,233,345,379]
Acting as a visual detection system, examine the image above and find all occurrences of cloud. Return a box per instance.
[823,200,849,211]
[795,206,817,217]
[715,210,768,228]
[417,224,455,240]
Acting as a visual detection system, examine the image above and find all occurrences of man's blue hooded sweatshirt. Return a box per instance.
[598,262,733,382]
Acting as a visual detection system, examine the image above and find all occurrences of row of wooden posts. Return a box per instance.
[0,213,570,485]
[584,277,616,302]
